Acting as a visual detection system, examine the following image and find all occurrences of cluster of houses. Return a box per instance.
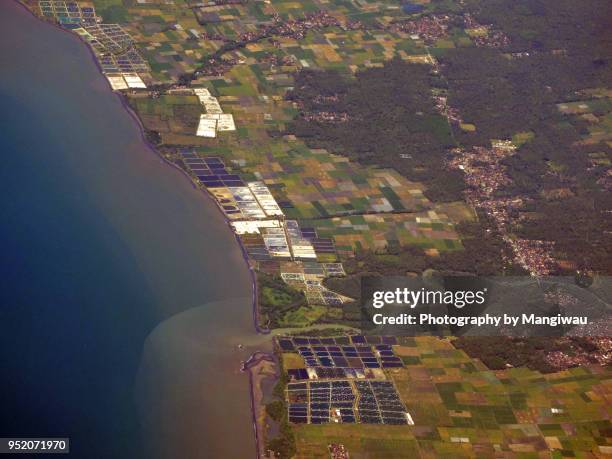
[448,144,556,276]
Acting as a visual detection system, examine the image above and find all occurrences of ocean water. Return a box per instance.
[0,3,258,457]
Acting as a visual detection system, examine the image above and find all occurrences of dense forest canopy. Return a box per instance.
[288,0,611,274]
[440,0,612,273]
[286,59,464,202]
[464,0,612,56]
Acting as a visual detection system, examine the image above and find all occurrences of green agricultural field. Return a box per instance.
[557,96,612,144]
[128,93,201,138]
[290,337,612,458]
[278,305,328,327]
[294,425,421,458]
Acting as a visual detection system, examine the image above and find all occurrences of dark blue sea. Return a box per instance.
[0,3,258,458]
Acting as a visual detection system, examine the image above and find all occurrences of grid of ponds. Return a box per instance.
[279,336,403,370]
[286,380,409,425]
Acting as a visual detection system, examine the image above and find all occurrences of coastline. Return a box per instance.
[15,1,273,457]
[15,0,270,334]
[116,90,270,337]
[243,352,278,459]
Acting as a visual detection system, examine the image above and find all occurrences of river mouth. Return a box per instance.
[135,297,270,459]
[0,2,260,457]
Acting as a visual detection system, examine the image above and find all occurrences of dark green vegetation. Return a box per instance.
[258,273,307,328]
[127,94,202,145]
[517,196,611,272]
[286,59,464,202]
[467,0,611,56]
[324,215,525,308]
[265,357,296,459]
[350,216,523,276]
[440,0,612,273]
[453,336,608,373]
[287,0,611,274]
[265,400,285,423]
[98,4,128,22]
